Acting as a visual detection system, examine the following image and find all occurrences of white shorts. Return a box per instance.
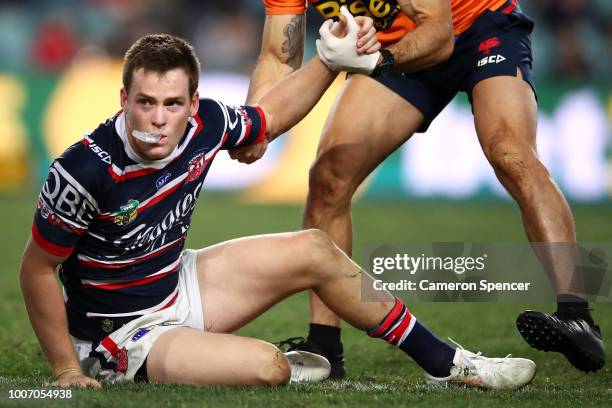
[71,249,204,383]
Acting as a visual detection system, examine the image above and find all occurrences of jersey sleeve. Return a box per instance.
[32,141,101,257]
[221,104,268,150]
[263,0,307,15]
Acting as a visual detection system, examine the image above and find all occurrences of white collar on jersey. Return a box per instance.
[114,112,196,167]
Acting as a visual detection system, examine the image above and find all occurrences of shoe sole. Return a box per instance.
[281,342,345,380]
[285,351,331,383]
[516,311,604,373]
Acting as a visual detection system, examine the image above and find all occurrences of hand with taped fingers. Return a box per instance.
[317,6,381,74]
[48,367,102,389]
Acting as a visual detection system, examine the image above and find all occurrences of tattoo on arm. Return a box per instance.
[281,15,305,70]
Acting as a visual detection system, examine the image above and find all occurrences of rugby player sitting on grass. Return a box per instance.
[21,31,535,390]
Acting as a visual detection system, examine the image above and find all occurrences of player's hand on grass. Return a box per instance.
[228,138,269,164]
[50,368,102,389]
[317,6,381,74]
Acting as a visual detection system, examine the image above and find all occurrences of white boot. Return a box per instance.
[425,340,536,389]
[285,351,331,383]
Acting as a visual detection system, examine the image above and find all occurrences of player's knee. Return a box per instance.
[255,344,291,386]
[290,229,340,274]
[299,229,343,276]
[488,137,543,185]
[307,151,355,211]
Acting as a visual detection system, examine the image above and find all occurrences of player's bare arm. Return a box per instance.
[257,56,339,143]
[20,238,101,388]
[253,13,382,143]
[230,9,379,164]
[246,13,306,104]
[246,12,378,104]
[256,11,384,142]
[387,0,454,72]
[230,13,305,164]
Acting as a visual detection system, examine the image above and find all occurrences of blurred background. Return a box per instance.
[0,0,610,203]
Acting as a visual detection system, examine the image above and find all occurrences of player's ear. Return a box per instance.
[190,90,199,117]
[120,87,128,112]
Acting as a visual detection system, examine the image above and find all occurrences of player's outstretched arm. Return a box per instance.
[229,7,379,164]
[257,55,338,143]
[388,0,454,72]
[19,238,101,389]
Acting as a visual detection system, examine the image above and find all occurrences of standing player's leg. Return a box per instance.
[149,229,535,388]
[471,71,605,372]
[300,74,426,377]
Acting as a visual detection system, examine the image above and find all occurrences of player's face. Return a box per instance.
[121,67,199,161]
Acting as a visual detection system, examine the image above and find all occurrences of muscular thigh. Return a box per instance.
[315,74,425,187]
[472,70,538,157]
[194,232,321,333]
[147,327,283,386]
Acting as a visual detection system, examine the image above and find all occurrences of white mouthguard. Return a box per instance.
[132,130,163,144]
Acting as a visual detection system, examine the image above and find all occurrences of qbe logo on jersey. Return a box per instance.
[41,161,98,227]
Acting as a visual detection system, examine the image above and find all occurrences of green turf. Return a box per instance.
[0,194,610,407]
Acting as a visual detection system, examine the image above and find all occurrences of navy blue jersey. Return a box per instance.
[32,99,266,341]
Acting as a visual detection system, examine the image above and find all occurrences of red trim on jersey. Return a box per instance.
[97,212,114,221]
[107,115,201,183]
[502,0,517,14]
[193,113,204,134]
[107,166,122,183]
[31,223,75,257]
[83,266,179,290]
[107,166,159,183]
[100,336,120,357]
[99,174,187,221]
[138,180,184,212]
[78,235,185,269]
[81,138,91,145]
[156,290,179,311]
[252,105,268,144]
[222,133,229,145]
[242,121,252,145]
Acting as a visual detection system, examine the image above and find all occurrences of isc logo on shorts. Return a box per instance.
[477,54,507,67]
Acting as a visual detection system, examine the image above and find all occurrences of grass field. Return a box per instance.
[0,193,610,407]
